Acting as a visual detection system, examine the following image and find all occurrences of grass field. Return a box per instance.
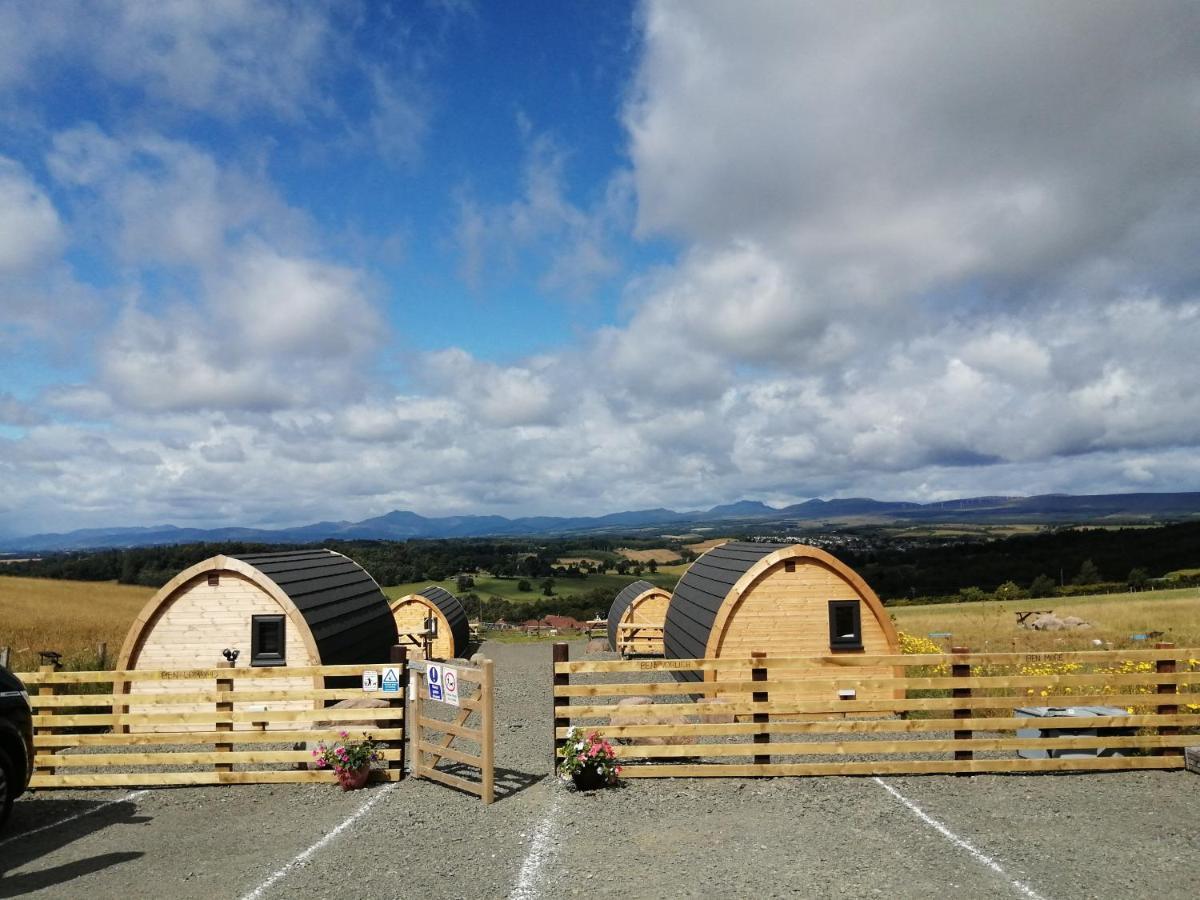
[891,586,1200,653]
[0,575,155,671]
[382,568,685,611]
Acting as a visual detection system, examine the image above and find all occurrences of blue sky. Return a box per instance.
[2,1,1200,536]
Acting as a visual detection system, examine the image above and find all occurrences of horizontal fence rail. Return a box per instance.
[20,654,410,789]
[551,643,1200,779]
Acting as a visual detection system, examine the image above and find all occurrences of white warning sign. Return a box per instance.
[381,666,401,694]
[442,666,460,707]
[361,669,379,692]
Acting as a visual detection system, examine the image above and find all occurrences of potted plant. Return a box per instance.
[557,726,621,790]
[312,731,382,790]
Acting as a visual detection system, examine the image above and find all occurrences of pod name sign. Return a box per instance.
[427,663,459,707]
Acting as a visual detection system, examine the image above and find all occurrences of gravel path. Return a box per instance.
[3,638,1197,899]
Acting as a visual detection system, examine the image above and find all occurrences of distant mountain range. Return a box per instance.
[4,491,1200,553]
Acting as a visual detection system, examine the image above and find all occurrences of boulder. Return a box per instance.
[585,638,609,654]
[696,694,739,725]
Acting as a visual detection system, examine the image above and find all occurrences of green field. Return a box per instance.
[383,567,685,611]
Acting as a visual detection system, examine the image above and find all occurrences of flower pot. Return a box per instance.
[570,766,608,791]
[337,765,371,791]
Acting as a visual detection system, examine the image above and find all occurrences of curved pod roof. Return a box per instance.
[389,585,470,660]
[117,549,398,669]
[607,580,671,652]
[662,541,897,682]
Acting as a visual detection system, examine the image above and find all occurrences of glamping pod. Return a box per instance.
[662,542,899,700]
[607,580,672,656]
[389,585,470,660]
[116,549,398,729]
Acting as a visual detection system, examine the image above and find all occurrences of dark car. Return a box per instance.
[0,664,34,829]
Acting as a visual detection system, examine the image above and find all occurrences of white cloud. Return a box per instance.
[0,157,65,274]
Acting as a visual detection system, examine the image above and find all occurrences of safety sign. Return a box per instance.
[426,664,459,706]
[361,669,379,692]
[427,663,444,701]
[381,666,401,694]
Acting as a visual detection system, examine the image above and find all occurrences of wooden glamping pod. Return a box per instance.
[116,548,399,729]
[662,542,899,705]
[607,580,671,656]
[389,585,470,660]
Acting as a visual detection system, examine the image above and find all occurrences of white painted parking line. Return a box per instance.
[0,790,150,849]
[873,777,1049,900]
[508,796,561,900]
[239,783,397,900]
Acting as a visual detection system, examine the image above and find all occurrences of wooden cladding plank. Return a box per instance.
[412,764,483,797]
[609,734,1188,759]
[556,712,1200,739]
[36,727,405,748]
[617,756,1184,778]
[38,748,403,768]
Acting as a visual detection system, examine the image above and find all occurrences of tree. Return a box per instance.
[517,579,532,592]
[993,581,1026,602]
[958,586,987,603]
[541,578,555,597]
[1073,558,1102,585]
[1127,567,1149,591]
[648,559,658,574]
[456,574,475,593]
[1028,574,1057,599]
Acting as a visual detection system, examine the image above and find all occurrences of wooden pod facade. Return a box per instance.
[662,542,899,702]
[389,585,470,660]
[607,580,671,656]
[116,549,398,729]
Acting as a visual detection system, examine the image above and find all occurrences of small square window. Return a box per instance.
[251,614,286,667]
[208,573,219,587]
[828,600,863,651]
[784,561,796,573]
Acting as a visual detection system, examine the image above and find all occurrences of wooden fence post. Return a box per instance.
[552,642,570,773]
[215,661,234,776]
[0,646,10,669]
[481,658,495,805]
[951,647,972,764]
[389,644,408,778]
[36,664,55,778]
[752,650,770,766]
[96,642,108,670]
[1155,642,1178,758]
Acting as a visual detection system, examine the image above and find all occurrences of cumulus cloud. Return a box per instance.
[0,157,65,273]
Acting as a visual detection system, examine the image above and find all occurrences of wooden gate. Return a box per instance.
[23,662,406,788]
[408,658,495,804]
[552,643,1200,777]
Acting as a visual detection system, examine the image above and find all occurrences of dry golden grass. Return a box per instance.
[891,586,1200,654]
[0,575,154,672]
[684,537,732,554]
[617,547,680,564]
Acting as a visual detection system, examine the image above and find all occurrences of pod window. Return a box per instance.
[828,600,863,651]
[251,614,286,667]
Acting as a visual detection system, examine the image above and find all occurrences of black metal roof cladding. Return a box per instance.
[416,585,470,658]
[607,580,656,651]
[662,542,791,683]
[230,549,397,665]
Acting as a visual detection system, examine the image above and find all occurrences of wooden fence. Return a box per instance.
[409,658,495,804]
[616,623,664,657]
[552,643,1200,777]
[21,659,407,789]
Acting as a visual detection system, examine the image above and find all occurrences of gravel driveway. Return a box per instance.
[3,638,1197,899]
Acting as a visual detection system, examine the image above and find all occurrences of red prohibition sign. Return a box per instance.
[444,670,457,693]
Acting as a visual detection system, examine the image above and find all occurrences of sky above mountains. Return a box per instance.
[2,1,1200,536]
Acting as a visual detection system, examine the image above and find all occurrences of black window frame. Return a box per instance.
[828,600,863,651]
[251,614,286,667]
